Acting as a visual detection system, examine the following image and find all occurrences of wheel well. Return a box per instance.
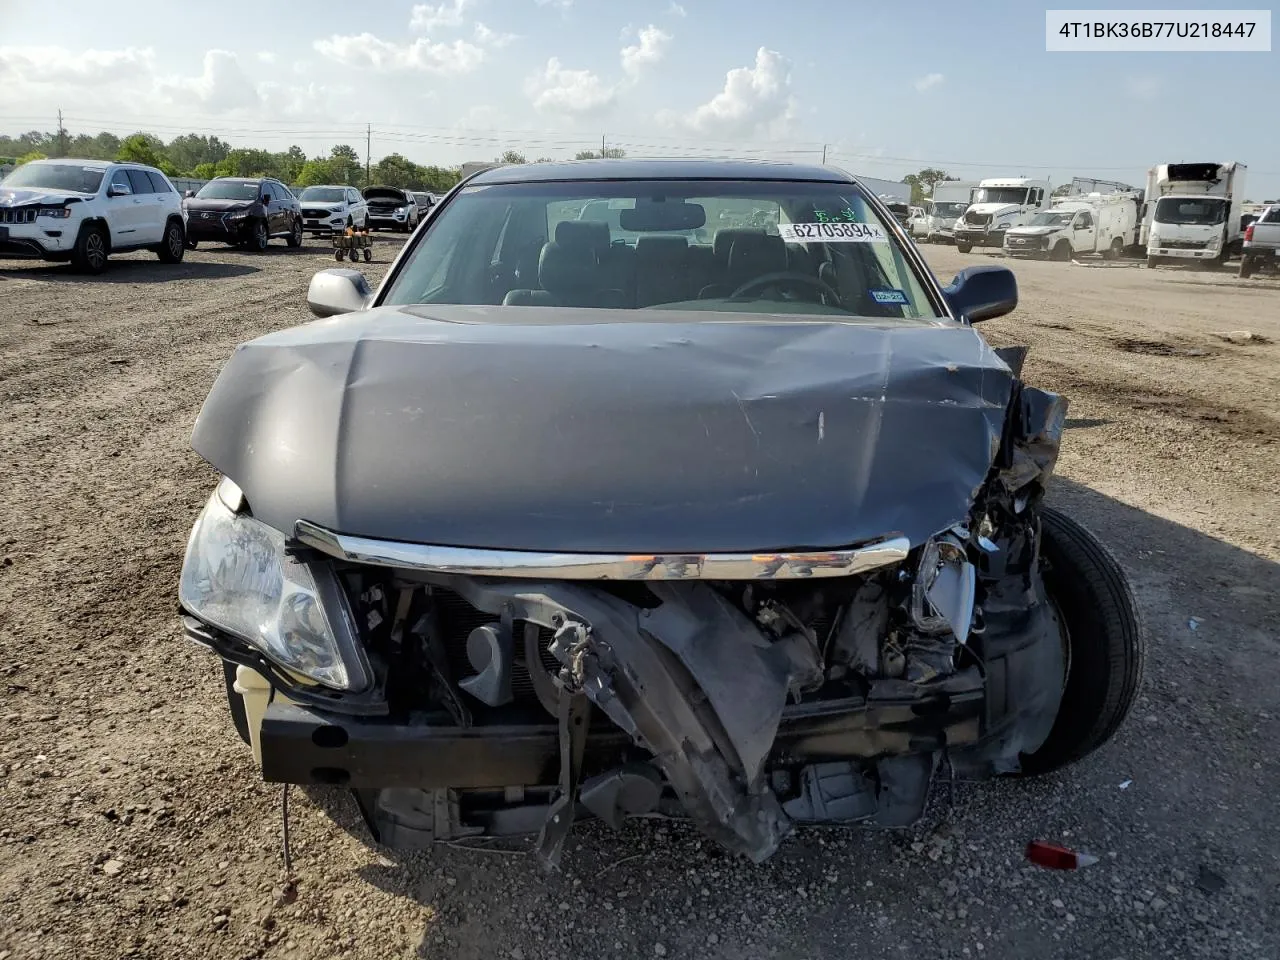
[79,217,111,252]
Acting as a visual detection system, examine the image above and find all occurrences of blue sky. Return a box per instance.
[1,0,1276,198]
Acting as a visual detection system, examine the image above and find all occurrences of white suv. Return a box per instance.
[298,184,368,236]
[0,158,187,273]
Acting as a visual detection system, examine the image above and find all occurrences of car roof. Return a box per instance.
[33,158,112,169]
[467,158,855,186]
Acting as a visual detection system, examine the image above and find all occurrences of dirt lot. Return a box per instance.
[1,239,1277,960]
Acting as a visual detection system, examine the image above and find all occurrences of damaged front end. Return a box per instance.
[180,347,1069,868]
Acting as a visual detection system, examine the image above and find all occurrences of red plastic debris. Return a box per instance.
[1025,841,1099,870]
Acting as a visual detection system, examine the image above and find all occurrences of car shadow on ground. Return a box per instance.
[0,259,260,283]
[293,477,1278,958]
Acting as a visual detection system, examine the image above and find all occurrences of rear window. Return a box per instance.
[381,179,942,321]
[1262,206,1280,224]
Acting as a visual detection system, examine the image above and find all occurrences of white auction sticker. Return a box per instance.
[779,221,887,243]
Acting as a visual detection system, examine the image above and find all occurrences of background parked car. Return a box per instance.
[299,185,368,236]
[183,177,303,252]
[0,158,186,273]
[363,185,419,232]
[411,191,434,219]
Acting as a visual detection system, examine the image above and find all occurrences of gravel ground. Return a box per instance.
[1,238,1277,960]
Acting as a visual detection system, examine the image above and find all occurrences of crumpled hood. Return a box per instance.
[191,306,1016,554]
[0,188,86,207]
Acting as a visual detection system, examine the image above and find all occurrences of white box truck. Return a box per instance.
[1143,162,1246,268]
[920,180,977,243]
[953,177,1051,252]
[1003,192,1141,261]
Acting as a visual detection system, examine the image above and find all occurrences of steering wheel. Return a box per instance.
[730,271,841,305]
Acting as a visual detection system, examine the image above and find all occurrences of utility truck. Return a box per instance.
[953,178,1050,252]
[1003,192,1141,261]
[1143,162,1246,268]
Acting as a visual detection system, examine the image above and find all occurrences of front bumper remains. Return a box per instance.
[955,227,1006,248]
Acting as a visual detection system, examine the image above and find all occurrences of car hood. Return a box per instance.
[1007,225,1063,237]
[191,306,1016,554]
[0,188,88,207]
[968,203,1019,218]
[363,188,408,204]
[185,198,257,212]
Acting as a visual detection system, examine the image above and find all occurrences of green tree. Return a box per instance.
[498,150,527,164]
[116,133,166,167]
[295,158,337,187]
[371,152,420,188]
[192,162,219,180]
[279,145,307,184]
[166,133,230,174]
[902,167,957,204]
[214,148,279,178]
[16,150,47,166]
[328,144,364,185]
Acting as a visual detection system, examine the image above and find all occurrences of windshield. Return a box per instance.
[973,187,1030,205]
[1029,211,1073,227]
[932,202,969,218]
[1154,196,1226,225]
[300,187,346,203]
[380,179,943,320]
[1,163,104,194]
[195,180,261,201]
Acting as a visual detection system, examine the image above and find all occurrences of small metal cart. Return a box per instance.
[332,230,373,263]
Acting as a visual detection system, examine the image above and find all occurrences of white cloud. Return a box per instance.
[256,50,277,64]
[1125,75,1161,100]
[621,25,671,78]
[664,47,795,138]
[534,0,573,9]
[314,33,485,74]
[668,1,687,15]
[525,57,617,115]
[160,50,262,111]
[0,45,156,86]
[410,0,470,31]
[913,72,944,92]
[474,22,518,47]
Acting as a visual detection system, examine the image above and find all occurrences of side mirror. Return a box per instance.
[942,265,1018,324]
[307,268,372,318]
[183,189,195,199]
[108,184,131,197]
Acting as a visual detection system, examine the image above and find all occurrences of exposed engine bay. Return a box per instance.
[190,352,1071,869]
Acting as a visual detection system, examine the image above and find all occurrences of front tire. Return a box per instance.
[1103,237,1124,261]
[1238,254,1255,279]
[1018,508,1144,776]
[1146,255,1162,269]
[249,219,269,252]
[286,218,303,248]
[71,223,108,274]
[157,219,186,263]
[1051,240,1072,262]
[956,241,972,253]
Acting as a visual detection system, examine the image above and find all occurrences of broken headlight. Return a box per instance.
[179,478,368,691]
[909,531,976,643]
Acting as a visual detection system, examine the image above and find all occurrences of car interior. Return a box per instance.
[406,190,939,319]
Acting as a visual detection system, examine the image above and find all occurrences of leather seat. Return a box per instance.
[634,236,693,307]
[700,232,787,299]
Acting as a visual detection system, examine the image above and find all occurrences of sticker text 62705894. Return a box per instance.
[778,221,888,243]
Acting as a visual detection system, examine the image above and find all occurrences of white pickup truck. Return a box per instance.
[1238,204,1280,278]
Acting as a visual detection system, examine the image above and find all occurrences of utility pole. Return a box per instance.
[56,109,67,157]
[365,123,371,185]
[821,144,828,165]
[601,132,606,158]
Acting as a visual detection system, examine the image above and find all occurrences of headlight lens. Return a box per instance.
[37,207,72,219]
[225,210,249,219]
[179,482,363,690]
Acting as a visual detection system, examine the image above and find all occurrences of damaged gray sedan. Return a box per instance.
[178,159,1143,867]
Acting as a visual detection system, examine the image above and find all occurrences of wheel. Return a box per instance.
[334,248,344,262]
[956,242,972,253]
[362,247,373,263]
[348,246,360,263]
[1051,240,1071,262]
[1238,254,1254,279]
[157,219,186,263]
[286,219,303,248]
[1146,255,1161,269]
[70,222,108,274]
[1104,237,1124,261]
[1018,507,1144,776]
[249,219,269,252]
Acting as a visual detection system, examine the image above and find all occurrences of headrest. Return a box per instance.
[635,235,689,263]
[713,228,757,262]
[555,219,610,259]
[538,241,598,293]
[727,233,787,278]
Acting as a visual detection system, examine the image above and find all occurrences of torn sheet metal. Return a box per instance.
[191,305,1015,553]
